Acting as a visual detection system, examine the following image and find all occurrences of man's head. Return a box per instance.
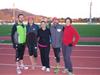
[18,14,24,23]
[52,17,59,25]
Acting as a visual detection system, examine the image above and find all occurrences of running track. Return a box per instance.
[0,36,100,75]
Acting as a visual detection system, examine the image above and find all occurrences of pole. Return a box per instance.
[89,1,92,23]
[12,3,15,23]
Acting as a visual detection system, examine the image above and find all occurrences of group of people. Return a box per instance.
[11,14,80,75]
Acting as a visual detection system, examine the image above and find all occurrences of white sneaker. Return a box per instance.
[67,72,74,75]
[41,66,46,71]
[46,68,50,72]
[20,65,28,70]
[62,69,68,73]
[16,68,22,74]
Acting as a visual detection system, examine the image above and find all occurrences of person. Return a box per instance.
[47,18,52,28]
[11,14,28,74]
[62,17,80,75]
[50,17,63,73]
[41,17,51,28]
[26,16,39,70]
[38,21,51,72]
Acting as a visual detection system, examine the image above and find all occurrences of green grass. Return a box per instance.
[0,25,12,36]
[0,24,100,37]
[73,24,100,37]
[0,24,100,45]
[0,40,100,45]
[78,42,100,45]
[0,40,11,43]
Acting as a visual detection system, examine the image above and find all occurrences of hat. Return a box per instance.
[52,17,58,21]
[28,16,34,20]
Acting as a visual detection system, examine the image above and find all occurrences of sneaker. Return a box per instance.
[41,66,46,71]
[20,65,28,70]
[62,69,68,73]
[16,68,22,74]
[54,67,59,73]
[67,72,74,75]
[46,68,50,72]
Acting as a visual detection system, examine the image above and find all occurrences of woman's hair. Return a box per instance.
[65,17,72,23]
[41,21,46,23]
[27,16,34,25]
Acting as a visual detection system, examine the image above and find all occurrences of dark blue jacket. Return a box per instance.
[26,23,39,45]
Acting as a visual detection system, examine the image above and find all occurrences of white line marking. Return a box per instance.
[0,53,100,59]
[0,63,100,70]
[0,43,100,47]
[0,48,100,52]
[77,45,100,47]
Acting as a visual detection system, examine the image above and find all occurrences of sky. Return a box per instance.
[0,0,100,18]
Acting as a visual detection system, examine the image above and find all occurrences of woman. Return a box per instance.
[62,17,80,75]
[50,17,63,73]
[38,21,51,72]
[26,16,39,70]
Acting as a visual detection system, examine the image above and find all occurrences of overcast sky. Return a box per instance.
[0,0,100,18]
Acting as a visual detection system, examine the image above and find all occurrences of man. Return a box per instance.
[50,17,63,73]
[11,14,28,74]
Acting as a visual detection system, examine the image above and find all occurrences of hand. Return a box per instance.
[35,47,37,49]
[13,44,18,49]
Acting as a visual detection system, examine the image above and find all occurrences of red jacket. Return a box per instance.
[62,25,80,46]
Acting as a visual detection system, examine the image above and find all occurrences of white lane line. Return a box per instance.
[0,53,100,59]
[77,45,100,47]
[0,43,100,47]
[0,63,100,70]
[0,48,100,52]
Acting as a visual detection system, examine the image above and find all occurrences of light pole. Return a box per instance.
[89,1,92,23]
[12,3,15,23]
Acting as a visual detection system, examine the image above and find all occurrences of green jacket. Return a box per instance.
[17,24,26,44]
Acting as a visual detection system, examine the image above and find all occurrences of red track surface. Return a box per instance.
[0,36,100,75]
[0,43,100,75]
[1,36,100,42]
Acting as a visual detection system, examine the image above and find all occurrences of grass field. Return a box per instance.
[74,24,100,37]
[0,25,12,36]
[0,24,100,45]
[0,24,100,37]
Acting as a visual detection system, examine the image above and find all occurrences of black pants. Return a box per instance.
[16,44,25,62]
[39,45,50,68]
[27,43,37,57]
[53,48,60,63]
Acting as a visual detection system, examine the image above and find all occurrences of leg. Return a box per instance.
[33,44,38,65]
[45,45,50,68]
[28,44,35,66]
[18,44,28,70]
[44,45,50,72]
[53,48,61,73]
[16,48,20,68]
[15,45,22,74]
[62,44,73,72]
[19,44,25,65]
[39,46,46,67]
[53,48,60,66]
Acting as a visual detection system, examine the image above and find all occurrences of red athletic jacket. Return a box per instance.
[62,25,80,46]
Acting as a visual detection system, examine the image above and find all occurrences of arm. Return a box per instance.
[11,24,17,49]
[72,28,80,46]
